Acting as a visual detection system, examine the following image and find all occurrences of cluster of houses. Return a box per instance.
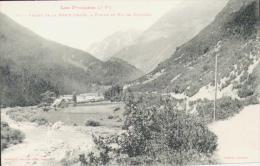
[52,93,105,108]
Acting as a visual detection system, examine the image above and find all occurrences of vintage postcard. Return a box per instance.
[0,0,260,166]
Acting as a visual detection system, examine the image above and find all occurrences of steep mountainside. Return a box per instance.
[104,57,143,83]
[113,0,228,72]
[0,56,58,106]
[0,13,142,106]
[129,0,260,100]
[87,30,141,61]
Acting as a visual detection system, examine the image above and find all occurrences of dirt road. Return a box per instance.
[1,108,118,166]
[209,104,260,164]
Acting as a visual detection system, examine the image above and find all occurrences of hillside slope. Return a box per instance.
[130,0,260,100]
[0,13,142,106]
[112,0,228,72]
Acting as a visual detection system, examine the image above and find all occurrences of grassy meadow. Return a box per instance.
[6,102,125,128]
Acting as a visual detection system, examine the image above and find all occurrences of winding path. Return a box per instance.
[209,104,260,164]
[1,108,94,166]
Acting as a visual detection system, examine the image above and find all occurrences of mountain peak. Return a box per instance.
[112,1,228,73]
[87,30,141,61]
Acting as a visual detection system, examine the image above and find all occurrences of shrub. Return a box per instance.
[43,106,51,112]
[239,71,249,82]
[104,85,123,101]
[40,91,56,105]
[30,117,49,126]
[72,93,77,106]
[78,135,117,166]
[1,122,25,151]
[237,75,256,98]
[7,108,36,122]
[113,107,120,112]
[196,99,214,122]
[116,118,122,122]
[232,81,242,89]
[242,95,259,106]
[186,85,200,97]
[203,65,209,71]
[238,85,254,98]
[172,85,185,94]
[221,79,232,89]
[196,97,243,123]
[108,115,114,119]
[117,95,217,165]
[85,120,101,127]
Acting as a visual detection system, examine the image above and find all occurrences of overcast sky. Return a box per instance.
[0,0,228,51]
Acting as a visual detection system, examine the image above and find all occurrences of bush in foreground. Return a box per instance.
[1,121,25,151]
[79,95,218,165]
[85,120,101,127]
[118,97,217,164]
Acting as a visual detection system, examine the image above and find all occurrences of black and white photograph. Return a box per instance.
[0,0,260,165]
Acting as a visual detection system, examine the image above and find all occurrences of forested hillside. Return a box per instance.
[0,13,142,106]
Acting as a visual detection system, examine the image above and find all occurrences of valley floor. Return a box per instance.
[209,104,260,164]
[1,106,122,166]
